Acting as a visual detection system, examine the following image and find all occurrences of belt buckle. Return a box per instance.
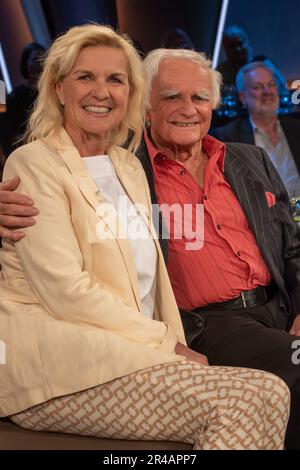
[241,287,268,309]
[241,291,248,308]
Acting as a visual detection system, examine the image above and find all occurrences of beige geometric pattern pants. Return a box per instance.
[11,361,290,450]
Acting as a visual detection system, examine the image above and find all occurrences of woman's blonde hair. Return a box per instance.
[27,24,146,152]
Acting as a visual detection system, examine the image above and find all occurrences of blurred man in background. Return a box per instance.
[213,61,300,196]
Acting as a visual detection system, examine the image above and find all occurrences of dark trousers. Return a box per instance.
[180,295,300,450]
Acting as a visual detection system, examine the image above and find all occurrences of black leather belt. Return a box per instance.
[192,284,277,313]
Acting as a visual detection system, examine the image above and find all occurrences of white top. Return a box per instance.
[251,118,300,197]
[83,155,157,319]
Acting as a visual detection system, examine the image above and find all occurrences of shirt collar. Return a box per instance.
[144,130,226,172]
[249,116,281,135]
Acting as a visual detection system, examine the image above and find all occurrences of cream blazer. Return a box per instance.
[0,128,185,416]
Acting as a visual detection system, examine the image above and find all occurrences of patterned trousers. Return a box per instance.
[11,361,290,450]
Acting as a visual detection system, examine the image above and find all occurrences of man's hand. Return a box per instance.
[175,342,209,365]
[0,177,39,241]
[289,315,300,336]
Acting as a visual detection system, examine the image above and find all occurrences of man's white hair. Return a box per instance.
[143,48,222,109]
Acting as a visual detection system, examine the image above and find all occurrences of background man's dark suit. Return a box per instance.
[211,114,300,175]
[136,137,300,449]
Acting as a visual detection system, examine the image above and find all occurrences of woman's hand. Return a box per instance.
[175,342,209,365]
[0,177,39,241]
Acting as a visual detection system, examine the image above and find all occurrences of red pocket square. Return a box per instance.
[265,191,276,208]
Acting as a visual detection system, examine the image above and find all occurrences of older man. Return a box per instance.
[1,48,300,449]
[138,49,300,450]
[213,61,300,196]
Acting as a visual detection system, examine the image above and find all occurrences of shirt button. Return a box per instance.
[180,170,186,176]
[217,224,222,230]
[203,195,208,200]
[237,250,241,256]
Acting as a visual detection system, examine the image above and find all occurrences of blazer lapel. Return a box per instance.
[224,147,271,248]
[47,130,141,309]
[136,136,158,205]
[109,147,164,293]
[224,144,272,272]
[109,147,151,225]
[239,116,255,145]
[50,131,106,211]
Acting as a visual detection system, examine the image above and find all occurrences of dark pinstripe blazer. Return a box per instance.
[136,137,300,318]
